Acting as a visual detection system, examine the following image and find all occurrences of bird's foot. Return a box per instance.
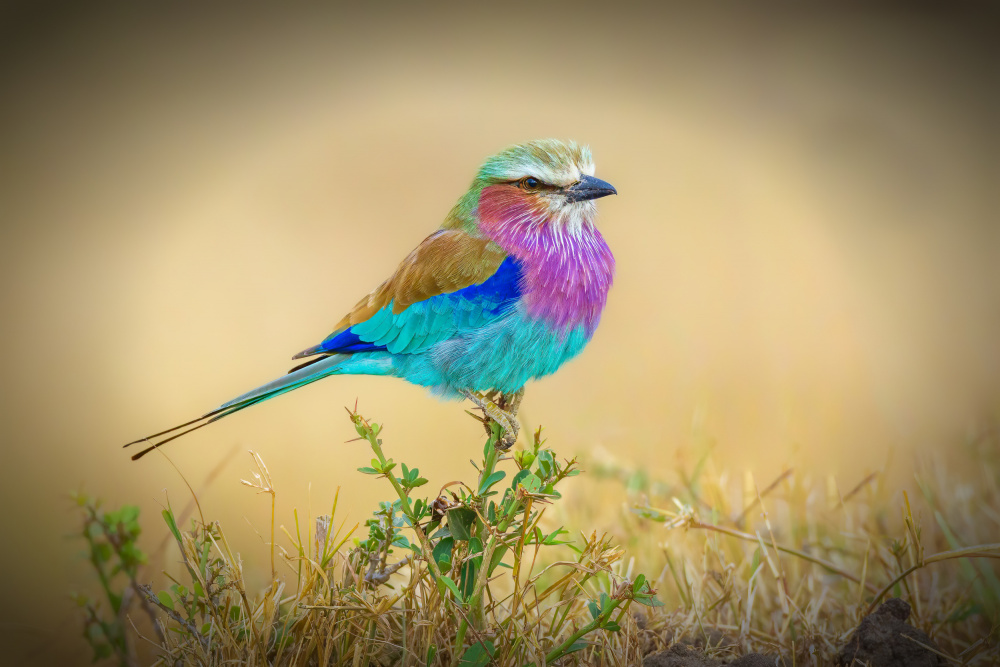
[498,387,524,418]
[462,389,522,450]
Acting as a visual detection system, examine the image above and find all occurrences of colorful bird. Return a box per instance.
[126,139,616,459]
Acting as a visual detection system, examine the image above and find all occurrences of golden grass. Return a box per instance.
[79,413,1000,666]
[581,424,1000,664]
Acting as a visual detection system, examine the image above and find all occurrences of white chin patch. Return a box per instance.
[546,198,596,236]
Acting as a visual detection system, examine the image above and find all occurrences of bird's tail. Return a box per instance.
[124,353,389,460]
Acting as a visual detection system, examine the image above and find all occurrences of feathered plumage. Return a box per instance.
[126,139,616,459]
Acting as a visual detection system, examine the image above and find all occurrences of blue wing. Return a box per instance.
[299,256,523,358]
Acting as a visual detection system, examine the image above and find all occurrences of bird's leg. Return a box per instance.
[462,390,520,450]
[498,387,525,417]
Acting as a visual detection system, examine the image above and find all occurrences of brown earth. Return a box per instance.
[642,598,945,667]
[838,598,945,667]
[642,644,785,667]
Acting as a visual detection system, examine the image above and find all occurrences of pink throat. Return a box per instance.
[477,185,615,333]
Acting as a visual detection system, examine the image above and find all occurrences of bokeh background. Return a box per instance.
[1,1,998,664]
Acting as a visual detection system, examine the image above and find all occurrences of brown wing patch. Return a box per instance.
[331,230,506,333]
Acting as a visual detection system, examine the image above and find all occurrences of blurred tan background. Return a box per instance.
[1,1,998,664]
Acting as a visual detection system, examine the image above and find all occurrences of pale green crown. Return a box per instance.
[475,139,595,187]
[446,139,595,233]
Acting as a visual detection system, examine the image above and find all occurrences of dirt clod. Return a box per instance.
[643,646,788,667]
[838,598,944,666]
[644,644,721,667]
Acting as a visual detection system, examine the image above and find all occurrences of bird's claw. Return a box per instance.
[463,389,524,450]
[497,429,517,451]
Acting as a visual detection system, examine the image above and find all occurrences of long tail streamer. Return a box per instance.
[123,355,346,460]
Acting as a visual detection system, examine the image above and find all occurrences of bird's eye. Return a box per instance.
[519,176,541,189]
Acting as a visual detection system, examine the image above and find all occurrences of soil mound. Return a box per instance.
[838,598,944,666]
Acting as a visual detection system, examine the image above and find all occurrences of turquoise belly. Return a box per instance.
[392,309,594,396]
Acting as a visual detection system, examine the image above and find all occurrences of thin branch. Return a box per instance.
[365,555,413,586]
[137,584,210,653]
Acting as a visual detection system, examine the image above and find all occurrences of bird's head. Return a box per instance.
[448,139,617,238]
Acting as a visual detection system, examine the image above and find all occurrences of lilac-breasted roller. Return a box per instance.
[126,139,616,459]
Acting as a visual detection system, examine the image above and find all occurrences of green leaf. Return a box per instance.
[458,640,495,666]
[438,575,463,603]
[459,537,482,599]
[120,505,140,524]
[86,622,104,642]
[425,645,437,667]
[604,621,622,633]
[541,528,570,545]
[511,469,533,491]
[632,574,646,592]
[487,501,497,523]
[487,545,508,576]
[199,540,211,578]
[537,450,555,477]
[161,508,182,544]
[466,537,484,565]
[157,590,174,610]
[633,593,666,608]
[93,542,113,563]
[477,470,506,496]
[562,641,590,655]
[588,600,600,619]
[518,472,542,494]
[433,537,454,569]
[357,467,379,475]
[447,508,477,542]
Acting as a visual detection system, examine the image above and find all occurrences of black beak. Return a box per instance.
[565,174,618,202]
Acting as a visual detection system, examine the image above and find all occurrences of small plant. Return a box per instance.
[71,493,160,666]
[77,412,1000,665]
[344,407,665,664]
[107,407,662,666]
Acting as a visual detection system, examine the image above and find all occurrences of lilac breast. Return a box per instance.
[477,186,615,335]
